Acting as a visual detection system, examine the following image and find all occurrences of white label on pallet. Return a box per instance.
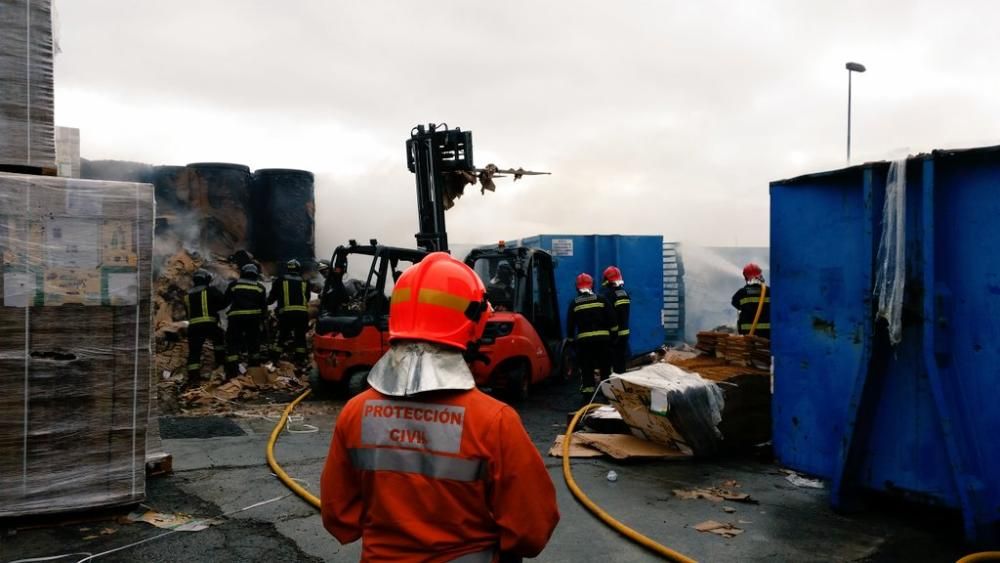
[3,273,35,307]
[551,239,574,257]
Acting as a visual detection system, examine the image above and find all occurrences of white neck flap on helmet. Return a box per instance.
[366,342,475,397]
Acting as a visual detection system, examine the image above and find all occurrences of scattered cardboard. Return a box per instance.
[549,434,604,458]
[693,520,744,538]
[576,433,690,461]
[128,510,213,532]
[673,483,757,504]
[248,367,268,386]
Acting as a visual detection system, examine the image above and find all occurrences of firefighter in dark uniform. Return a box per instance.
[185,269,229,381]
[268,259,311,365]
[566,272,616,403]
[601,265,631,374]
[731,262,771,339]
[225,263,267,377]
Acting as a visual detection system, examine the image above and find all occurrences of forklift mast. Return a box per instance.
[406,123,475,253]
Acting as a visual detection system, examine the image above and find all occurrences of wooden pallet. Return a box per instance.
[145,453,173,477]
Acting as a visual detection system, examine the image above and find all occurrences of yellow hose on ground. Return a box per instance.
[266,389,321,509]
[270,391,695,560]
[563,404,697,563]
[748,283,768,337]
[958,553,1000,562]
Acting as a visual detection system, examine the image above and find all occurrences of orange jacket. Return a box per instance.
[321,387,560,562]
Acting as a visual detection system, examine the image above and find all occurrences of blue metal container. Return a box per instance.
[771,146,1000,542]
[513,234,666,355]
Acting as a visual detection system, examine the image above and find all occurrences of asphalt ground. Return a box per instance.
[0,379,967,562]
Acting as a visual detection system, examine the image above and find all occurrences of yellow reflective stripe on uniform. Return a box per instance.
[577,329,610,339]
[417,288,470,313]
[187,292,214,324]
[282,305,308,312]
[573,302,604,312]
[740,296,770,306]
[234,283,264,292]
[229,309,263,317]
[614,299,630,307]
[618,329,630,336]
[740,323,770,330]
[283,281,290,309]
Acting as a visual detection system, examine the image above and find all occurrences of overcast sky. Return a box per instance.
[52,0,1000,256]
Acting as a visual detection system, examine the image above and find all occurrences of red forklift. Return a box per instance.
[311,240,426,394]
[312,124,568,399]
[464,243,571,400]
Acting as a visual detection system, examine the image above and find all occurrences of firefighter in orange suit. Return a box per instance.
[320,252,560,562]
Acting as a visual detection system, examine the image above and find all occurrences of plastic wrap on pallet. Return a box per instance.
[0,0,56,170]
[0,172,155,517]
[602,363,724,456]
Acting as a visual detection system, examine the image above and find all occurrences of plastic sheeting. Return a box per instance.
[0,172,155,517]
[602,363,724,456]
[0,0,56,170]
[875,159,906,345]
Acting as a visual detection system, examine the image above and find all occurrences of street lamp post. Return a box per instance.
[846,61,866,163]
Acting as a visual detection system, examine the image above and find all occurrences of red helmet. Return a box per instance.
[603,266,623,284]
[388,252,492,350]
[743,262,763,281]
[576,273,594,291]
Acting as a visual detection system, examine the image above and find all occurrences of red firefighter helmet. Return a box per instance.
[388,252,492,351]
[743,262,763,281]
[576,273,594,291]
[603,265,623,284]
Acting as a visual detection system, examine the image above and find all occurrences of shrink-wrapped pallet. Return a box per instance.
[0,172,154,517]
[0,0,56,171]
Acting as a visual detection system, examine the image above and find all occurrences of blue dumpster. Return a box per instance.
[514,234,666,355]
[771,146,1000,542]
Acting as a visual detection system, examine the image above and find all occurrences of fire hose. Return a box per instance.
[748,283,768,337]
[563,404,697,563]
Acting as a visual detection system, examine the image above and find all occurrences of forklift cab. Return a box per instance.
[317,240,426,333]
[313,240,426,393]
[465,245,564,376]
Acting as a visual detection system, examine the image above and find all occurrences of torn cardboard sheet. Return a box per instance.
[549,433,690,460]
[127,510,215,532]
[693,520,744,538]
[549,434,604,458]
[576,433,690,461]
[673,483,757,504]
[602,364,724,456]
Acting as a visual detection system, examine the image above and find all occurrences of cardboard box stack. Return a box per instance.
[0,172,154,517]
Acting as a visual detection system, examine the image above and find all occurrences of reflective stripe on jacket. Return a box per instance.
[321,388,560,562]
[565,292,614,342]
[602,286,631,338]
[226,278,266,317]
[731,283,771,335]
[268,275,310,314]
[185,285,227,325]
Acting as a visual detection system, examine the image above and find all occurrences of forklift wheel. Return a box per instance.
[505,363,530,403]
[308,367,336,398]
[347,369,371,397]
